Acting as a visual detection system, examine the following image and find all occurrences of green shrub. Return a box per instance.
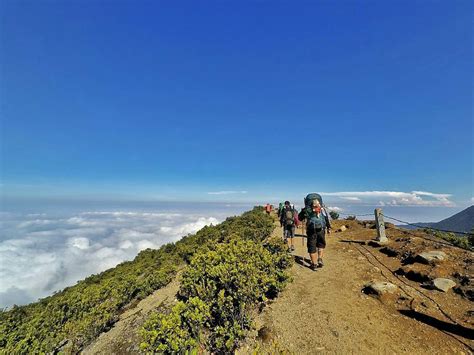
[140,225,292,353]
[427,230,473,251]
[181,238,291,352]
[329,211,339,220]
[140,297,210,353]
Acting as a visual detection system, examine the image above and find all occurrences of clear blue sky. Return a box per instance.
[1,0,472,209]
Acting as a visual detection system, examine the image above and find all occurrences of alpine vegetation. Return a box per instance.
[140,236,291,353]
[0,207,291,354]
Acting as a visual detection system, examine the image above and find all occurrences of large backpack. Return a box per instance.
[283,207,295,225]
[304,193,323,209]
[308,213,325,231]
[304,193,325,231]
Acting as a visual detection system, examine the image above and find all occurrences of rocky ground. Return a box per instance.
[239,217,473,354]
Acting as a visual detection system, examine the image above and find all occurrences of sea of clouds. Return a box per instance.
[0,190,463,309]
[0,207,239,308]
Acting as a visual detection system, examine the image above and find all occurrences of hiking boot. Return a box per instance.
[310,263,317,271]
[317,258,324,268]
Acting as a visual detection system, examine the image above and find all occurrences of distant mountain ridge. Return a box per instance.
[399,205,474,233]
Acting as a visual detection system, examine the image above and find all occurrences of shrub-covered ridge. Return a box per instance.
[0,207,284,354]
[140,212,292,353]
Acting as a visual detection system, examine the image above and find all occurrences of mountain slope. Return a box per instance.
[0,208,278,354]
[431,205,474,233]
[399,205,474,233]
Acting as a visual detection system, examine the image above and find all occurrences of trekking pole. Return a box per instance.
[323,205,329,232]
[302,220,305,247]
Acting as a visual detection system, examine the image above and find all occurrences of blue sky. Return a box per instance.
[1,0,473,214]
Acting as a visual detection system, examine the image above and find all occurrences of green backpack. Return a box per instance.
[304,193,327,231]
[304,193,323,208]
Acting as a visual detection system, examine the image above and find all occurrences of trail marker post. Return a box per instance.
[374,208,388,243]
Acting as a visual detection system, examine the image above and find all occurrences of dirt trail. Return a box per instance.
[242,217,473,354]
[82,276,180,355]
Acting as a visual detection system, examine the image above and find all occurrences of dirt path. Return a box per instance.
[243,218,473,354]
[82,276,180,355]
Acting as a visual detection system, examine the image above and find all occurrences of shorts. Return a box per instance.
[283,224,295,239]
[307,228,326,253]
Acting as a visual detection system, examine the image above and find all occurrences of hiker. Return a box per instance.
[280,201,296,252]
[277,202,284,217]
[264,203,272,215]
[298,194,331,270]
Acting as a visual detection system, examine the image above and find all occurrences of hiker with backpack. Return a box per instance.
[265,203,272,215]
[298,193,331,270]
[280,201,297,252]
[277,202,284,217]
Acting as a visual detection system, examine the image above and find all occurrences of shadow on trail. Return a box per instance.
[399,309,474,340]
[294,255,314,270]
[338,239,368,245]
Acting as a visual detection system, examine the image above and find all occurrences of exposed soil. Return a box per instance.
[240,217,473,354]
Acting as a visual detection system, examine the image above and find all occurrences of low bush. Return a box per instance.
[140,216,292,353]
[140,297,210,353]
[426,229,473,251]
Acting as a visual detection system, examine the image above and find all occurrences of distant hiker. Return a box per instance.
[278,202,284,217]
[298,193,331,270]
[280,201,296,252]
[265,203,272,215]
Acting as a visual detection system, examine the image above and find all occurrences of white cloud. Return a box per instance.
[119,240,134,249]
[0,286,34,307]
[0,210,221,308]
[340,197,361,201]
[68,237,90,250]
[322,191,454,207]
[326,206,343,212]
[207,190,248,195]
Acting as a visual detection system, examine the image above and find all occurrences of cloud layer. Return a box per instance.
[207,190,248,195]
[323,191,454,207]
[0,211,220,308]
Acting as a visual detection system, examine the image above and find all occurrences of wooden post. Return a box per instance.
[375,208,388,243]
